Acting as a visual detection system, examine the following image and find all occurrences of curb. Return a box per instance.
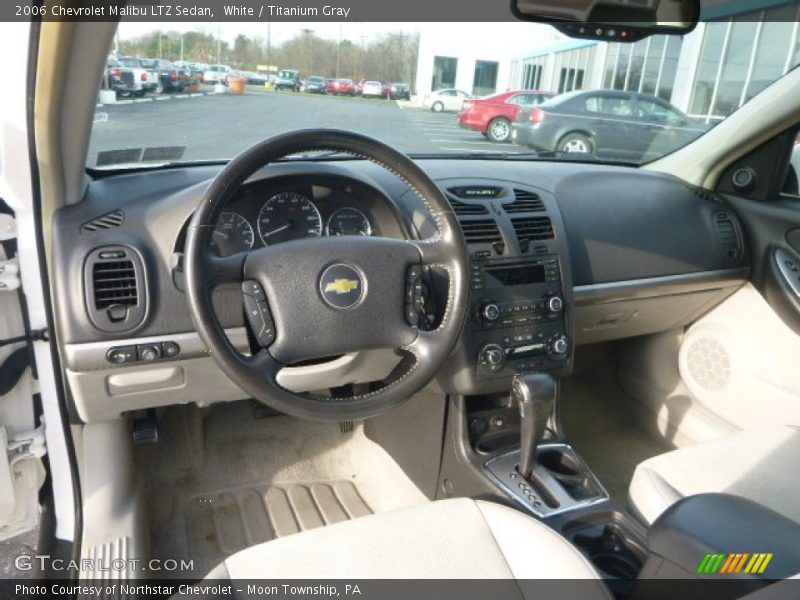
[97,90,215,107]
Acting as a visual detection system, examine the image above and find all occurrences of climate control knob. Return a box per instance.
[479,343,506,372]
[481,303,500,322]
[547,295,564,313]
[550,336,569,356]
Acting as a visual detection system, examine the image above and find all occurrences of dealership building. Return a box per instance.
[415,0,800,120]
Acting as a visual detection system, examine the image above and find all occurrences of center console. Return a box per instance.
[433,180,574,396]
[471,254,570,380]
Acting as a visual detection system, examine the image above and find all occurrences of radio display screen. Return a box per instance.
[484,265,545,287]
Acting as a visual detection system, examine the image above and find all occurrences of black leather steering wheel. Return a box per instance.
[184,129,468,421]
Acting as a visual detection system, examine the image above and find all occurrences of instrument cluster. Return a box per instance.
[209,179,377,257]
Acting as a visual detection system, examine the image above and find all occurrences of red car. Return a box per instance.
[326,78,356,96]
[458,90,555,143]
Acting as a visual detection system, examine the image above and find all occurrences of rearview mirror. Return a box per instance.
[512,0,700,42]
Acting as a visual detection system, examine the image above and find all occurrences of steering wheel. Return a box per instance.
[184,129,468,421]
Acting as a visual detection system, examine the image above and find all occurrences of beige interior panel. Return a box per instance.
[678,283,800,431]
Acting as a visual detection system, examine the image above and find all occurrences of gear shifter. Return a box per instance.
[512,373,556,480]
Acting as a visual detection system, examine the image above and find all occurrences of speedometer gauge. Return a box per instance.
[327,207,372,237]
[258,192,322,246]
[210,212,254,257]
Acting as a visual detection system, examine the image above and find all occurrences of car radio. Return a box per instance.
[469,255,570,380]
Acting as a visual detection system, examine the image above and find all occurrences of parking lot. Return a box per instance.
[88,88,527,167]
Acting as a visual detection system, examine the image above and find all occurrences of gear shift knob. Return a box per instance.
[512,373,556,480]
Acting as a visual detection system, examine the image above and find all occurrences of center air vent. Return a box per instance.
[447,197,489,216]
[511,216,555,244]
[713,211,742,263]
[84,246,147,333]
[459,219,503,244]
[503,189,545,213]
[81,210,125,233]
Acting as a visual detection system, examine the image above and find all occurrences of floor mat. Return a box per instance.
[560,354,675,503]
[136,402,427,578]
[184,480,373,560]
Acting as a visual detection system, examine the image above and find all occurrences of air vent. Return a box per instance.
[447,197,489,216]
[511,217,554,243]
[503,189,545,213]
[459,219,503,244]
[713,212,742,262]
[81,210,125,233]
[84,246,147,333]
[92,261,138,310]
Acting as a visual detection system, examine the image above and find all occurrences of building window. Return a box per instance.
[473,60,499,96]
[603,35,682,102]
[689,2,800,120]
[432,56,457,91]
[522,63,543,90]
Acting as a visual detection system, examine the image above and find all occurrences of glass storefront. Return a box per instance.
[602,36,682,101]
[689,3,800,120]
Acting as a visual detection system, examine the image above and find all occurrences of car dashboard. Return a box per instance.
[53,158,750,422]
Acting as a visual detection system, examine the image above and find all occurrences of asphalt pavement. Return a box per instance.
[88,87,526,167]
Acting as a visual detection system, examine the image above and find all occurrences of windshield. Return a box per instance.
[90,14,800,169]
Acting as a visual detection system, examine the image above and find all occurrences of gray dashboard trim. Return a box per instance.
[64,328,249,372]
[573,268,749,306]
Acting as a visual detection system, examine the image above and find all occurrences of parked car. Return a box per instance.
[275,69,302,91]
[389,83,411,100]
[204,64,231,84]
[144,59,187,93]
[512,89,711,162]
[422,89,471,112]
[361,80,386,99]
[304,76,327,94]
[326,78,356,95]
[115,56,160,96]
[459,90,555,143]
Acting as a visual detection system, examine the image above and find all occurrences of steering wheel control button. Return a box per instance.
[106,346,137,365]
[161,341,181,358]
[319,263,365,310]
[405,265,426,326]
[137,344,162,362]
[242,281,276,347]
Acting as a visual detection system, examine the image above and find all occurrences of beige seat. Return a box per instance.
[629,426,800,525]
[186,498,611,594]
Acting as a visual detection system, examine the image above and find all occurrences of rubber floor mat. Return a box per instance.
[184,481,373,560]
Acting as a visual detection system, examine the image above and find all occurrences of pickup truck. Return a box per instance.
[142,58,188,93]
[113,56,160,96]
[275,68,302,91]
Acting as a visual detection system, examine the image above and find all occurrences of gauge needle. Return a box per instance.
[261,224,290,238]
[213,230,230,240]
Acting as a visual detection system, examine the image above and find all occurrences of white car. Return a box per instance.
[423,88,471,112]
[203,64,231,84]
[361,80,386,98]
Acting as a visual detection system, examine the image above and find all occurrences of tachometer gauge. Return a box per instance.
[327,207,372,237]
[210,212,254,257]
[258,192,323,245]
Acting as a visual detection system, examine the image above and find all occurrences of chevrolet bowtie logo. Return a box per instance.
[324,278,359,294]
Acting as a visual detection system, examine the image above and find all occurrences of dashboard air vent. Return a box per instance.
[84,246,147,333]
[81,210,125,233]
[713,211,742,262]
[503,189,545,213]
[447,197,489,216]
[511,216,554,243]
[459,219,502,244]
[92,261,138,310]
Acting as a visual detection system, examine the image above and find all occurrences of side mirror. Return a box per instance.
[512,0,700,42]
